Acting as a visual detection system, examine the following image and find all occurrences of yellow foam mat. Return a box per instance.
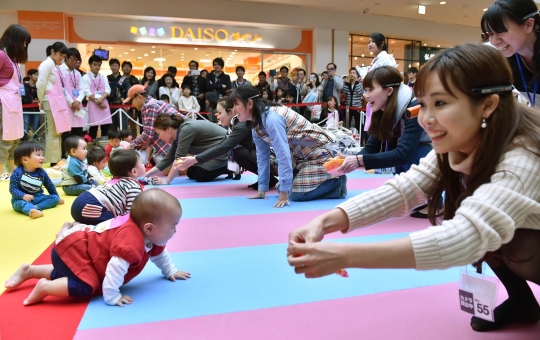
[0,181,76,295]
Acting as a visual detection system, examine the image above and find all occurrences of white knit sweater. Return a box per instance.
[337,145,540,270]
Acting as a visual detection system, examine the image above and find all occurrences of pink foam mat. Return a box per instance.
[167,211,430,252]
[73,282,540,340]
[159,178,391,199]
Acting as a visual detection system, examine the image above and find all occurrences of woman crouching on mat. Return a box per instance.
[231,86,347,208]
[288,43,540,332]
[145,114,232,185]
[177,96,279,189]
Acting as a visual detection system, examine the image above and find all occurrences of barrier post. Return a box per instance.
[345,105,350,129]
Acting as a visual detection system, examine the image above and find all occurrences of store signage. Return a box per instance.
[72,16,302,50]
[130,26,262,44]
[420,46,443,65]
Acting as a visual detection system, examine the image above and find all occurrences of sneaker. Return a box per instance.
[0,173,10,181]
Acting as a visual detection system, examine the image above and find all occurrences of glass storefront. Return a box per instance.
[349,34,422,80]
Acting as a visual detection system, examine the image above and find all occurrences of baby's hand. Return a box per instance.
[58,198,64,205]
[168,270,191,282]
[23,194,34,202]
[115,294,133,307]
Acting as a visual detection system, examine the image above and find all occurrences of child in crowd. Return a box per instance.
[284,90,299,113]
[160,94,170,104]
[61,136,97,196]
[178,85,201,114]
[105,130,121,161]
[323,96,342,129]
[86,147,107,185]
[274,88,285,103]
[10,142,64,219]
[71,149,146,224]
[119,129,132,149]
[4,189,191,306]
[261,89,269,100]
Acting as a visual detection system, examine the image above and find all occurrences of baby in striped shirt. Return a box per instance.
[70,149,146,224]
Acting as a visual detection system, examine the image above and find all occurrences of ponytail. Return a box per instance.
[154,114,183,131]
[46,41,68,57]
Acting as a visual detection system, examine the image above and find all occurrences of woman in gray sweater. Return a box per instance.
[178,97,278,189]
[145,115,230,185]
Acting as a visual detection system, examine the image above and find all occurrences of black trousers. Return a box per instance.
[186,165,228,182]
[61,127,85,157]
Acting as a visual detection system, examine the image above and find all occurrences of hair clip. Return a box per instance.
[382,83,401,88]
[248,93,261,100]
[471,85,513,95]
[522,10,540,20]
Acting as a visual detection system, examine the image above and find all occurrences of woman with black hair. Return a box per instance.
[37,41,71,165]
[178,97,278,189]
[230,86,347,208]
[482,0,540,107]
[204,91,219,122]
[360,33,397,138]
[141,66,158,99]
[0,24,31,180]
[145,114,232,185]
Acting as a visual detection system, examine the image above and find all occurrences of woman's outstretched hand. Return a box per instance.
[287,241,347,278]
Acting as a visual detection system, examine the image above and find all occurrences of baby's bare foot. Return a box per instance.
[5,263,32,288]
[29,209,44,219]
[23,278,49,306]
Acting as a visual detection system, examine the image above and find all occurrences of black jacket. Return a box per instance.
[206,72,231,96]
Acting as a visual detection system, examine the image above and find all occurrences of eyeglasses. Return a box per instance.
[327,68,335,71]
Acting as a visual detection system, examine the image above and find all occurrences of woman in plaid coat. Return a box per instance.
[230,86,347,208]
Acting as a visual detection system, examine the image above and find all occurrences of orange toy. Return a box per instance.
[323,158,345,172]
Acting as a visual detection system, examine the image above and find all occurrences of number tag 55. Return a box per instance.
[458,267,499,322]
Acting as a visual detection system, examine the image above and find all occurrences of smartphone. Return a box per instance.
[191,70,200,76]
[269,69,277,77]
[309,74,315,82]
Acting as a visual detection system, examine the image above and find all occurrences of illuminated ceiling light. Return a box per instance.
[418,5,426,14]
[440,1,446,4]
[154,57,166,62]
[231,51,236,54]
[423,43,427,46]
[144,54,148,57]
[437,45,440,47]
[199,59,212,63]
[130,49,135,51]
[124,52,128,54]
[151,51,156,54]
[107,46,113,49]
[194,48,198,50]
[483,8,487,11]
[152,46,155,48]
[354,57,357,60]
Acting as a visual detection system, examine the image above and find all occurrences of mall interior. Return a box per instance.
[0,1,485,84]
[4,1,538,340]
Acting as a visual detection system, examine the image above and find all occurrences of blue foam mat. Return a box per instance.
[78,232,464,330]
[178,189,370,219]
[157,170,392,188]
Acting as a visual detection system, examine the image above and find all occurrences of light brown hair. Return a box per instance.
[414,43,540,224]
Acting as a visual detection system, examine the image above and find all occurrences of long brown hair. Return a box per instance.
[154,114,184,131]
[0,24,31,63]
[414,43,540,224]
[363,66,403,141]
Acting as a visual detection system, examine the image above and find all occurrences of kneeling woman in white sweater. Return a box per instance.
[288,43,540,333]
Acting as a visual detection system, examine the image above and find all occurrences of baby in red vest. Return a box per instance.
[4,188,190,307]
